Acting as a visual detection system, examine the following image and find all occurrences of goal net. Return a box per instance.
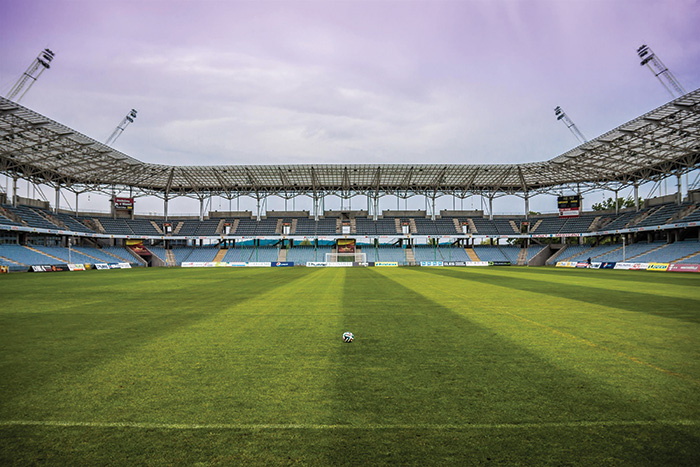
[325,252,367,263]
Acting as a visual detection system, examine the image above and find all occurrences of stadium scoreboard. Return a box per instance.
[114,197,134,210]
[558,195,581,217]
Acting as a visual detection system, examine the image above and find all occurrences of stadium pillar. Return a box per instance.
[199,197,204,222]
[633,183,640,212]
[488,195,493,221]
[431,197,436,221]
[524,193,530,220]
[164,197,169,222]
[677,173,682,205]
[75,192,79,216]
[614,189,619,215]
[54,185,60,213]
[12,176,18,207]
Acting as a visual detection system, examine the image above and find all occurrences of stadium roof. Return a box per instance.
[1,89,699,201]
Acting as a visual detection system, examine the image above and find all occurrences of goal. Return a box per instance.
[325,252,367,263]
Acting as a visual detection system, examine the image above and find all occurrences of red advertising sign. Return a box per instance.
[115,197,134,210]
[667,264,700,273]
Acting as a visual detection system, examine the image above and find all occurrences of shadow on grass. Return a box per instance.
[323,268,700,465]
[0,268,319,411]
[419,267,700,324]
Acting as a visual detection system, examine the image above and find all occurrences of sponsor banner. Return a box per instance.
[590,262,601,269]
[95,263,110,270]
[667,263,700,273]
[229,262,247,267]
[31,264,70,272]
[246,262,272,267]
[613,262,648,270]
[117,263,132,269]
[488,261,510,266]
[443,261,467,267]
[647,262,670,271]
[420,261,444,267]
[68,264,86,271]
[600,262,616,269]
[576,262,591,268]
[555,261,577,268]
[271,262,294,267]
[305,262,354,267]
[0,265,8,274]
[375,262,399,267]
[354,262,375,267]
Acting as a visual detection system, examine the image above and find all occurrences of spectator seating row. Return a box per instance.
[2,202,700,237]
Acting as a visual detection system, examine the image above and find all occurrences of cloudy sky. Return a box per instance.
[1,0,699,214]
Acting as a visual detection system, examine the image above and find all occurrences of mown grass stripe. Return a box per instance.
[2,419,698,430]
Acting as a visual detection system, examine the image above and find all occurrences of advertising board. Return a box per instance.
[647,263,670,271]
[667,263,700,272]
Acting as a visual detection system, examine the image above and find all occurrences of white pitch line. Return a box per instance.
[1,419,698,431]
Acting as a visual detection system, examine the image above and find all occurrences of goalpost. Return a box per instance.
[325,252,367,263]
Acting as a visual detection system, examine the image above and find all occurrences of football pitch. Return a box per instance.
[1,266,699,465]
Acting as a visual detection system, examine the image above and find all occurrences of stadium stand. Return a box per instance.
[32,246,96,264]
[0,244,56,265]
[473,246,509,262]
[101,246,140,263]
[286,245,332,263]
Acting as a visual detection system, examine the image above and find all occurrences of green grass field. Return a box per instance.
[1,266,699,465]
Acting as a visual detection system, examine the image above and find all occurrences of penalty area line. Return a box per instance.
[1,419,699,431]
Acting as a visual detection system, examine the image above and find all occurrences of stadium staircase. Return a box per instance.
[467,219,477,234]
[275,219,284,235]
[278,248,287,262]
[335,218,342,233]
[350,218,356,233]
[452,218,461,233]
[1,206,27,225]
[676,251,700,263]
[92,218,106,233]
[166,249,176,266]
[592,244,623,259]
[0,254,24,266]
[405,247,416,265]
[291,218,298,234]
[150,221,163,235]
[509,220,520,233]
[173,222,183,234]
[628,207,659,227]
[627,243,668,261]
[26,245,62,262]
[517,248,528,265]
[215,218,226,234]
[38,211,68,230]
[530,219,543,232]
[545,245,568,264]
[672,204,699,222]
[409,218,418,234]
[394,218,402,234]
[466,248,480,261]
[213,249,227,262]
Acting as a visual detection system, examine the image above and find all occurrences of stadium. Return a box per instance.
[2,2,700,465]
[2,89,700,270]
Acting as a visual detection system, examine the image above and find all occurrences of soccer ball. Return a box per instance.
[342,332,354,343]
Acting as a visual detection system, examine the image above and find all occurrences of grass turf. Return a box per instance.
[0,266,699,465]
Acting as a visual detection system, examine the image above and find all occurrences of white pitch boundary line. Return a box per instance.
[1,419,698,431]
